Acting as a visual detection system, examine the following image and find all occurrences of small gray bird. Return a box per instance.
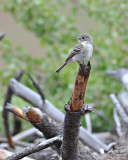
[56,33,93,73]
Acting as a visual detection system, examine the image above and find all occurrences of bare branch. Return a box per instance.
[5,103,28,121]
[5,136,62,160]
[104,142,117,152]
[7,105,98,159]
[2,70,25,148]
[0,148,34,160]
[110,94,128,123]
[70,63,91,111]
[24,71,45,102]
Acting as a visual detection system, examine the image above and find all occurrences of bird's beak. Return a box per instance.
[74,36,81,40]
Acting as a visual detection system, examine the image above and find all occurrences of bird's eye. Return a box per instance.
[82,37,84,39]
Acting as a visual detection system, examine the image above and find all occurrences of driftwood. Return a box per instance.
[8,78,106,152]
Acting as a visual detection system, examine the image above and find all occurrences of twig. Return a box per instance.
[104,142,117,152]
[5,103,28,121]
[0,148,35,160]
[5,136,62,160]
[2,70,25,148]
[24,70,45,102]
[9,78,107,152]
[113,108,122,136]
[110,94,128,123]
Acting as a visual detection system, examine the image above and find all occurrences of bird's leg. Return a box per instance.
[78,61,84,65]
[87,61,91,67]
[78,61,81,65]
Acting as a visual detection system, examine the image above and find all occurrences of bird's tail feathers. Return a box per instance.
[56,62,68,73]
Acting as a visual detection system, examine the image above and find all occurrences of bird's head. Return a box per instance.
[75,33,93,44]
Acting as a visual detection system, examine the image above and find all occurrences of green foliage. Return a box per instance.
[0,0,127,132]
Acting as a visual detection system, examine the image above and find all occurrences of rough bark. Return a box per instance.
[70,63,91,111]
[62,109,83,160]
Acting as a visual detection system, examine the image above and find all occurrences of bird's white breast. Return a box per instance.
[81,41,93,61]
[81,41,93,55]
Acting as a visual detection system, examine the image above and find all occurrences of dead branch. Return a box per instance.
[6,104,97,160]
[0,148,35,160]
[110,94,128,123]
[62,63,91,160]
[70,63,91,111]
[9,78,107,152]
[5,103,28,121]
[5,136,62,160]
[2,70,25,148]
[22,106,98,160]
[104,142,117,152]
[24,70,45,102]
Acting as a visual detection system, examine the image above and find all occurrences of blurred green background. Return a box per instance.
[0,0,128,133]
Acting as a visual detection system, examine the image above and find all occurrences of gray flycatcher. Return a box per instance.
[56,33,93,73]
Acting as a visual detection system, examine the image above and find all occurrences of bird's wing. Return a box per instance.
[66,43,83,62]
